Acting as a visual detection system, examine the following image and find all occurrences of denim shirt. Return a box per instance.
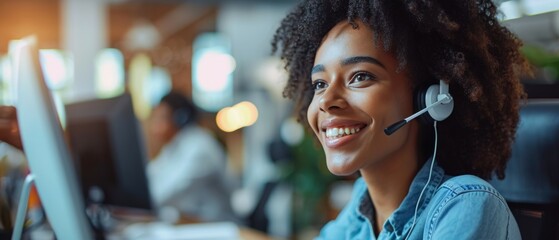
[317,160,521,240]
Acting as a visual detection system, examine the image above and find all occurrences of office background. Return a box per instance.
[0,0,558,239]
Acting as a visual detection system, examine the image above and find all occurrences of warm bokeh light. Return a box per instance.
[216,101,259,132]
[216,107,234,132]
[128,53,152,120]
[236,101,258,127]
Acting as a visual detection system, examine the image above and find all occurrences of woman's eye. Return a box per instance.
[312,81,327,91]
[351,72,376,83]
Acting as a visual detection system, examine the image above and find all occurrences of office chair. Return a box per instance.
[490,99,559,240]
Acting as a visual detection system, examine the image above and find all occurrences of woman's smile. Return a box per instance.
[321,119,368,148]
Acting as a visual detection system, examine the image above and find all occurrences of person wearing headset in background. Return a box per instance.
[272,0,531,239]
[147,91,237,223]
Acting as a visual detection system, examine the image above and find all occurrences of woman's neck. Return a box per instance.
[360,141,419,234]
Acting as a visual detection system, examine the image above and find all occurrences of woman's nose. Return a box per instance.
[319,84,348,112]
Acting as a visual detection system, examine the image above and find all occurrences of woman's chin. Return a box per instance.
[326,155,359,176]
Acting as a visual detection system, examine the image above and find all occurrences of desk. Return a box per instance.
[27,208,278,240]
[107,209,277,240]
[239,227,275,240]
[109,221,275,240]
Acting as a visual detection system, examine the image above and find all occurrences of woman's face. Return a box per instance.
[308,21,416,176]
[149,103,179,145]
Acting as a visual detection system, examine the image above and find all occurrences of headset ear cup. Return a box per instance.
[425,84,453,121]
[415,85,436,125]
[414,83,454,124]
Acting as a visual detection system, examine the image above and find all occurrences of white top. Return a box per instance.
[147,125,236,222]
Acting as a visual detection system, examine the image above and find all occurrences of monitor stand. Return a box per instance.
[12,174,34,240]
[12,174,107,240]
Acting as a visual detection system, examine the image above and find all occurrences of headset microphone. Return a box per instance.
[384,80,454,136]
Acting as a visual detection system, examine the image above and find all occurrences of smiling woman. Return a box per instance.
[307,21,416,177]
[272,0,531,239]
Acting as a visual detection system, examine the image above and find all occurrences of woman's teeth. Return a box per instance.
[325,127,361,138]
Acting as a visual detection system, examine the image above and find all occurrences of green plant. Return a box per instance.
[278,132,338,234]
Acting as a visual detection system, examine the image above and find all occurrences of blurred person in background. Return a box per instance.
[146,91,237,223]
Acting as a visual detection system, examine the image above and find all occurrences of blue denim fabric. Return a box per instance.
[317,160,521,239]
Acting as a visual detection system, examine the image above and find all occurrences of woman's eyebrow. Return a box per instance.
[311,56,386,75]
[341,56,386,69]
[311,64,325,74]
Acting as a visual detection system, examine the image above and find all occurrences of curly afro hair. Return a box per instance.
[271,0,532,180]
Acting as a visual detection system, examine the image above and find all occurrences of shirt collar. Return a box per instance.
[357,158,445,238]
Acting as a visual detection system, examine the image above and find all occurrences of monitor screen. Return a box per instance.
[65,94,153,211]
[13,37,94,239]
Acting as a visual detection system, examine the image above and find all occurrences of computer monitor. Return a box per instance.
[65,94,153,211]
[13,37,93,239]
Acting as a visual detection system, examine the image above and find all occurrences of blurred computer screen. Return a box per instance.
[65,93,153,211]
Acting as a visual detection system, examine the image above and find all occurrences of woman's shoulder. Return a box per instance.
[429,174,512,222]
[433,174,509,211]
[424,174,520,239]
[437,174,506,201]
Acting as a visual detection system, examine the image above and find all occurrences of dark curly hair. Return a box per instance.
[160,91,198,128]
[271,0,532,180]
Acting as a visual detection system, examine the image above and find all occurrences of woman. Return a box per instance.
[272,0,530,239]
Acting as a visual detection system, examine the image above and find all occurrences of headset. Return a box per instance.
[172,107,192,129]
[384,79,454,135]
[160,92,196,129]
[383,79,454,240]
